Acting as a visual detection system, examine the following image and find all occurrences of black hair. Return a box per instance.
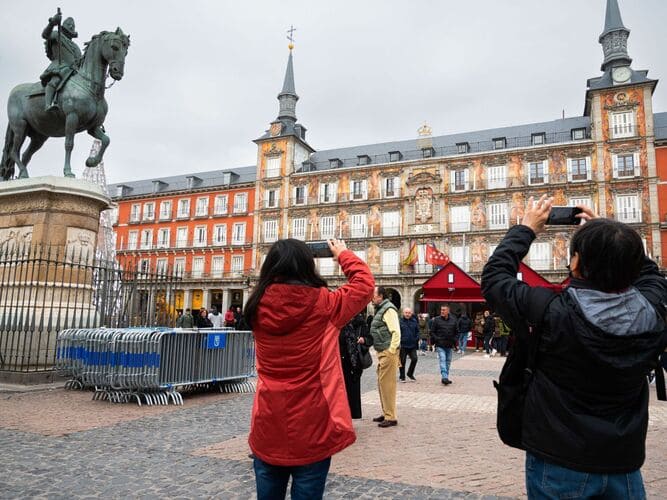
[569,218,644,292]
[244,239,328,328]
[376,286,387,299]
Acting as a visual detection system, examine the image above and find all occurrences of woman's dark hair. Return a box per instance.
[569,218,644,292]
[243,239,328,328]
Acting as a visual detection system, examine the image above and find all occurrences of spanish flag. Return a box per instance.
[402,241,418,266]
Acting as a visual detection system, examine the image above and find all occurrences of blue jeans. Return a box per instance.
[419,339,428,352]
[458,331,468,352]
[483,335,492,354]
[254,456,331,500]
[525,453,646,499]
[436,346,452,380]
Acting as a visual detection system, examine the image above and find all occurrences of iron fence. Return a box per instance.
[0,244,181,373]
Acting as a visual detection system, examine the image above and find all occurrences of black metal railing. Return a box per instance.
[0,244,182,373]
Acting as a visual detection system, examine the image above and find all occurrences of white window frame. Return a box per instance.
[488,203,508,230]
[319,182,338,203]
[193,226,207,247]
[612,152,640,179]
[176,227,188,248]
[610,111,636,139]
[487,165,506,189]
[294,185,308,205]
[155,258,168,275]
[353,249,366,262]
[450,169,470,192]
[320,216,336,239]
[138,258,150,275]
[233,193,248,213]
[130,204,141,222]
[211,256,224,278]
[231,255,244,275]
[451,246,470,272]
[265,189,279,209]
[232,222,246,245]
[382,211,400,237]
[527,160,549,185]
[174,257,185,276]
[213,224,227,246]
[265,156,281,178]
[192,256,205,278]
[214,194,228,215]
[450,206,470,232]
[177,198,190,218]
[140,229,153,250]
[318,257,336,276]
[159,201,172,220]
[616,194,641,223]
[569,197,592,209]
[529,242,552,271]
[142,202,155,221]
[264,220,278,243]
[383,177,400,198]
[292,218,306,240]
[195,197,209,217]
[156,228,170,249]
[127,230,138,250]
[381,249,400,274]
[351,214,367,238]
[567,157,592,182]
[351,180,368,201]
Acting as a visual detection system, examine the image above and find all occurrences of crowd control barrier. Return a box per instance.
[56,327,255,405]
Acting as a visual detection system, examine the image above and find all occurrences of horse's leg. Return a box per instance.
[63,113,78,178]
[85,126,110,168]
[10,120,28,179]
[20,133,48,169]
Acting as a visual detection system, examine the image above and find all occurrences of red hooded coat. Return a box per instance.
[248,250,375,466]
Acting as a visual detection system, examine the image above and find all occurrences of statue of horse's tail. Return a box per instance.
[1,124,15,181]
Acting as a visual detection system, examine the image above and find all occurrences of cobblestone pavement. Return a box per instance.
[1,351,665,498]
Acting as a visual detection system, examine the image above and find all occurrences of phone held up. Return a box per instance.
[306,241,334,258]
[546,206,583,225]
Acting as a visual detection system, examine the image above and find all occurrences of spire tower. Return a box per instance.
[599,0,632,71]
[277,34,298,123]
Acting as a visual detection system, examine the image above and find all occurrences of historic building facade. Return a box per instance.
[111,0,666,313]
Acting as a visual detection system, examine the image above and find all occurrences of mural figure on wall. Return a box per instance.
[368,171,381,199]
[308,209,320,240]
[471,197,487,229]
[510,192,525,225]
[367,243,380,271]
[553,189,567,206]
[368,205,382,236]
[553,233,569,270]
[338,208,350,238]
[338,174,350,201]
[473,160,484,190]
[470,237,486,272]
[550,152,566,184]
[308,178,319,203]
[508,156,524,187]
[414,187,433,223]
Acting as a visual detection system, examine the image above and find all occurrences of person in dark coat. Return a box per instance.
[398,308,420,381]
[456,311,472,354]
[429,305,458,385]
[339,311,373,419]
[196,308,213,328]
[481,196,667,499]
[481,310,495,356]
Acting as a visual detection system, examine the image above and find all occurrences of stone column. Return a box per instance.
[202,289,210,310]
[183,290,192,310]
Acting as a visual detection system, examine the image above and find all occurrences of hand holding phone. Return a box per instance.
[546,206,583,225]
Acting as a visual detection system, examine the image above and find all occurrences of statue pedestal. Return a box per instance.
[0,177,112,380]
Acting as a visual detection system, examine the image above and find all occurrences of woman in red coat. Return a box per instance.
[244,238,374,499]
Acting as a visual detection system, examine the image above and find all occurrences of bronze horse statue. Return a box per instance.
[1,28,130,181]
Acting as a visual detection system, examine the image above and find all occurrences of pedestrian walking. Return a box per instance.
[399,308,419,382]
[496,316,510,356]
[418,313,430,355]
[482,310,494,357]
[456,311,472,354]
[430,305,458,385]
[244,238,374,499]
[473,312,485,351]
[482,195,667,499]
[339,311,373,419]
[369,286,401,427]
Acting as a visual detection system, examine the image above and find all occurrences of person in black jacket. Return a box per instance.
[339,311,373,419]
[398,308,420,381]
[481,310,495,356]
[456,311,472,354]
[429,305,458,385]
[481,195,667,499]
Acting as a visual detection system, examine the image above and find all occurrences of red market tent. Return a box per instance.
[421,261,484,302]
[518,263,563,292]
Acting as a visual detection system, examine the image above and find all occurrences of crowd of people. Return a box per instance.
[175,304,248,329]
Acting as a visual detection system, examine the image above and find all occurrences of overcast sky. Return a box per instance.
[1,0,666,184]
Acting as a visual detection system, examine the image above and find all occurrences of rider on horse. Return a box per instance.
[40,9,82,112]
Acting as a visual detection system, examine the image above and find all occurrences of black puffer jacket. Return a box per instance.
[482,225,667,474]
[430,314,459,349]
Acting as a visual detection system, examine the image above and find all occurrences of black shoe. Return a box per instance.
[408,375,416,381]
[378,419,398,428]
[444,378,452,385]
[399,377,406,382]
[372,415,385,422]
[441,378,447,385]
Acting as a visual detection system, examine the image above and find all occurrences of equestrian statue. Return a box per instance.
[1,9,130,181]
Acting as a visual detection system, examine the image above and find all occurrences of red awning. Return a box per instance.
[421,261,485,302]
[518,262,563,292]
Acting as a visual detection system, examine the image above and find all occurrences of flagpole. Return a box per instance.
[462,233,466,270]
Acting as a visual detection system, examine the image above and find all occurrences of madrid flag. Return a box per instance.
[425,243,449,266]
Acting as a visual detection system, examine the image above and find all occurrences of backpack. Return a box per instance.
[493,287,555,450]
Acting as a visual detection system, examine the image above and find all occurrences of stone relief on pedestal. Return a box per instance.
[65,227,96,262]
[0,226,33,254]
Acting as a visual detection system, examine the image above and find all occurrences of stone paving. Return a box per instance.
[0,351,665,498]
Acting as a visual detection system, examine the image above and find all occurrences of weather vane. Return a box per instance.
[287,25,296,50]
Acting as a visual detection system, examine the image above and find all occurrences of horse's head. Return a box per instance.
[101,28,130,81]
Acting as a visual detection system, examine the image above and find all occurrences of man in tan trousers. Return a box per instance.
[368,286,401,427]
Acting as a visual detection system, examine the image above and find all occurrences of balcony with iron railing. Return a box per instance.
[118,236,249,252]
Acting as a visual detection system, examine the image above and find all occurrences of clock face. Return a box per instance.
[612,66,632,84]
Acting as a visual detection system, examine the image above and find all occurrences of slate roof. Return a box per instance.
[600,0,627,39]
[280,51,297,97]
[301,116,591,172]
[655,112,667,141]
[587,69,655,91]
[109,165,256,200]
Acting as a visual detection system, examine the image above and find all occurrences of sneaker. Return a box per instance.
[460,351,465,356]
[399,378,406,383]
[408,375,416,381]
[484,354,490,358]
[491,349,497,356]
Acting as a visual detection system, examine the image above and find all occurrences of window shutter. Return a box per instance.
[319,183,325,202]
[543,160,549,184]
[450,170,456,191]
[394,177,400,196]
[585,157,592,181]
[332,182,338,203]
[566,159,573,182]
[633,152,640,177]
[464,169,470,189]
[361,180,368,199]
[612,154,618,179]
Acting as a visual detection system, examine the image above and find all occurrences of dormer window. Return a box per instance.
[493,137,506,150]
[116,185,125,197]
[531,133,546,146]
[571,128,586,141]
[357,155,371,166]
[457,142,470,154]
[186,176,201,189]
[389,151,402,162]
[421,147,435,158]
[329,158,342,169]
[222,172,231,185]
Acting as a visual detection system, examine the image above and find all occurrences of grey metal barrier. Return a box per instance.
[55,327,256,405]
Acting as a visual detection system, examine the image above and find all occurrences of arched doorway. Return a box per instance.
[384,287,401,310]
[413,288,424,314]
